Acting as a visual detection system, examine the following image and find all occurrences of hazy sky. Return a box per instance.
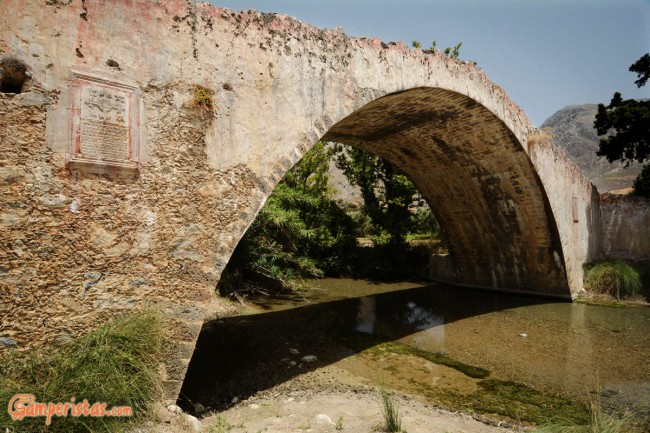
[209,0,650,126]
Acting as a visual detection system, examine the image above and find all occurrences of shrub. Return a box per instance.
[0,310,164,432]
[584,259,642,299]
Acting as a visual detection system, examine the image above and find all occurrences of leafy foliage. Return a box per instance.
[630,53,650,88]
[594,54,650,167]
[632,163,650,197]
[218,143,357,297]
[332,144,432,246]
[444,41,463,59]
[218,142,443,297]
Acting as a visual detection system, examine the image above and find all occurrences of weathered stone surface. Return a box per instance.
[527,131,601,293]
[600,194,650,264]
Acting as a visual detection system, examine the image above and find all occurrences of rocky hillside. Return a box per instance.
[541,104,642,193]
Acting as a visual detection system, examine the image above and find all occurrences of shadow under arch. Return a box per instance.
[320,86,569,297]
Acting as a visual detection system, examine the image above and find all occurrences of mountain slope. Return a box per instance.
[541,104,642,193]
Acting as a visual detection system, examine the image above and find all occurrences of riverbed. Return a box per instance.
[180,279,650,426]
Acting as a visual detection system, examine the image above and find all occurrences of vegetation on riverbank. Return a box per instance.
[582,259,646,302]
[342,335,591,426]
[367,341,647,431]
[533,392,646,433]
[369,341,489,379]
[217,142,441,299]
[0,311,164,432]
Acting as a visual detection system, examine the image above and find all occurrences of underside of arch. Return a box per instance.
[322,87,569,296]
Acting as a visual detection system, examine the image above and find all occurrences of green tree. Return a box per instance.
[633,163,650,197]
[332,144,428,246]
[218,143,357,297]
[594,53,650,197]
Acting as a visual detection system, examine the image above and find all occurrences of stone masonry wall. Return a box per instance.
[0,82,267,399]
[600,193,650,264]
[527,131,601,293]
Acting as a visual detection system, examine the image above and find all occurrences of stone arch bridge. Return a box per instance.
[1,0,602,400]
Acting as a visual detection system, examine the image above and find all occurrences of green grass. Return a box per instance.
[533,393,645,433]
[343,334,600,426]
[335,415,344,430]
[208,415,238,433]
[0,310,164,432]
[380,389,403,433]
[471,380,589,425]
[373,341,490,379]
[584,259,643,299]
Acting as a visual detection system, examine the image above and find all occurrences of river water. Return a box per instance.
[181,279,650,420]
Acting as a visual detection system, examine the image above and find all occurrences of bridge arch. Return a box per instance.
[0,0,603,403]
[231,85,570,297]
[317,86,568,295]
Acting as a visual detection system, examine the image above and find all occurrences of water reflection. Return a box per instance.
[356,296,376,333]
[340,280,649,413]
[181,280,650,416]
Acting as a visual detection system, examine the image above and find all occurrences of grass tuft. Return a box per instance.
[380,389,403,433]
[584,259,642,299]
[0,310,164,432]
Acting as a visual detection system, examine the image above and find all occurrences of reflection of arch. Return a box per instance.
[317,87,568,296]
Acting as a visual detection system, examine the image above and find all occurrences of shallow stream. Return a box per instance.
[181,279,650,422]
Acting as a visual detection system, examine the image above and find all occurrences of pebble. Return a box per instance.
[301,355,318,363]
[0,337,17,347]
[250,403,260,410]
[185,414,202,432]
[167,404,183,415]
[314,414,333,425]
[194,402,206,415]
[289,348,300,355]
[519,333,528,338]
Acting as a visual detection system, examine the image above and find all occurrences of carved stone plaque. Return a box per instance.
[67,71,141,171]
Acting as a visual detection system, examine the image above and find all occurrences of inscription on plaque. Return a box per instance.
[79,87,130,161]
[67,71,141,171]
